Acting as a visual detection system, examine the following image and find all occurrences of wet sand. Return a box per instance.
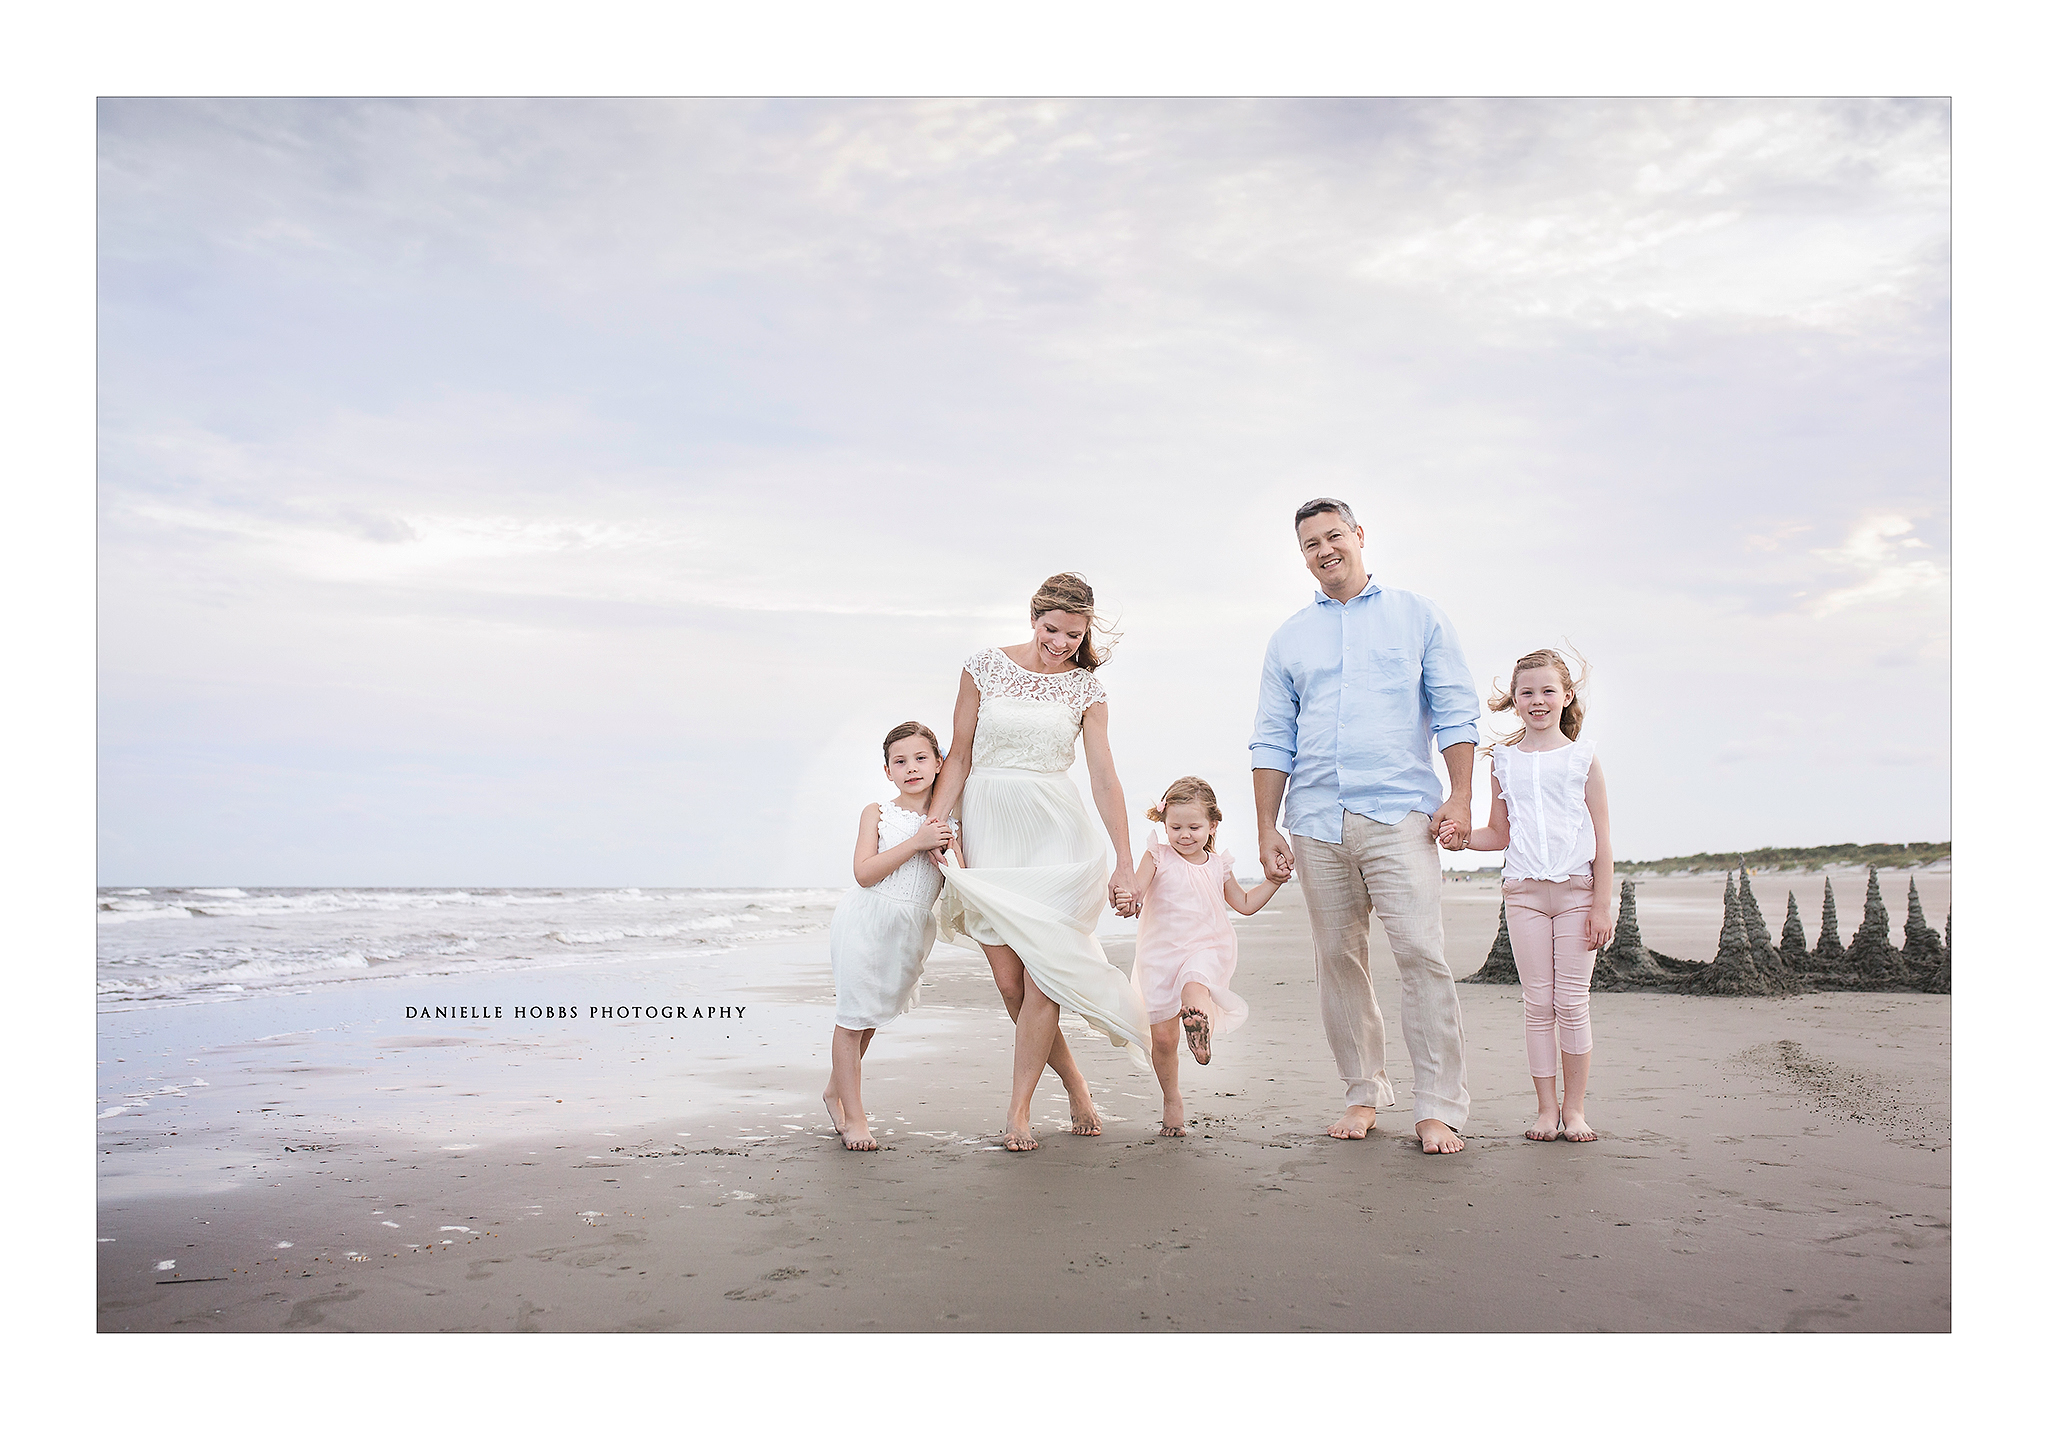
[97,875,1950,1332]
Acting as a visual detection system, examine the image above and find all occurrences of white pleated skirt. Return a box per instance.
[938,765,1151,1064]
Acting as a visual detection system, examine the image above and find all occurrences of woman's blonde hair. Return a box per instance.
[1485,648,1588,750]
[1146,775,1222,852]
[1029,572,1119,671]
[881,720,943,765]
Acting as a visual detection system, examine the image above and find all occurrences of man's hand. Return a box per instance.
[1259,827,1295,884]
[1427,799,1470,848]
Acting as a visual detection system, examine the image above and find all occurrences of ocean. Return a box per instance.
[95,886,847,1010]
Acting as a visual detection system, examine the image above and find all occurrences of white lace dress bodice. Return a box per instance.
[964,647,1108,773]
[870,801,945,906]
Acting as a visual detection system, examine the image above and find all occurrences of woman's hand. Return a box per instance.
[1437,825,1468,851]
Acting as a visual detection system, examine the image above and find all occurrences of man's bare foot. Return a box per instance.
[822,1092,844,1133]
[1526,1113,1561,1142]
[839,1115,877,1151]
[1002,1125,1039,1152]
[1561,1113,1598,1142]
[1181,1008,1212,1066]
[1327,1105,1377,1139]
[1417,1118,1465,1154]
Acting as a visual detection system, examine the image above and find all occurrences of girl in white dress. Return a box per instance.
[926,572,1152,1153]
[823,720,957,1151]
[1444,650,1613,1144]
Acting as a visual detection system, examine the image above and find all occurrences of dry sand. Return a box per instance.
[98,873,1950,1332]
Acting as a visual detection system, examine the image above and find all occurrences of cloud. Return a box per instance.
[1807,511,1950,617]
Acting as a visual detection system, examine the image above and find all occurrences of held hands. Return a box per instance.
[1258,828,1295,884]
[1428,800,1471,851]
[907,817,955,853]
[1108,864,1139,918]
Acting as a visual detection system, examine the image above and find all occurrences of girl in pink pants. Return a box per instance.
[1442,649,1613,1143]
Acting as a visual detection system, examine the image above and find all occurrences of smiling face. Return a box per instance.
[1511,664,1573,736]
[1296,511,1368,599]
[1028,608,1091,671]
[883,734,941,798]
[1161,802,1216,857]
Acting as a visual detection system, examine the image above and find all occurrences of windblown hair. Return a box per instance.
[1145,775,1223,852]
[1029,571,1120,671]
[1485,648,1588,750]
[880,720,943,765]
[1293,497,1358,532]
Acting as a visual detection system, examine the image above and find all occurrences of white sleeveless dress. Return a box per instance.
[830,800,949,1030]
[938,648,1152,1063]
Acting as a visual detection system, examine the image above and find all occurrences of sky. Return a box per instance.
[96,97,1951,887]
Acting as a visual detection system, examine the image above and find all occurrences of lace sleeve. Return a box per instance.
[963,647,1001,695]
[1075,669,1108,713]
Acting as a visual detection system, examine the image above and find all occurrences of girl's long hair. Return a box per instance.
[1029,571,1119,671]
[1484,648,1588,751]
[1146,775,1222,852]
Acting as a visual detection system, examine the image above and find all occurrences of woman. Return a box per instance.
[926,572,1151,1152]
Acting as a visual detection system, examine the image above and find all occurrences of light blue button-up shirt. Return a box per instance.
[1249,580,1483,844]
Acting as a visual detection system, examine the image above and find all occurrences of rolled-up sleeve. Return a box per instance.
[1421,604,1482,751]
[1249,632,1299,774]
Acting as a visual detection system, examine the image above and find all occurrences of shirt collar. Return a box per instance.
[1312,576,1380,608]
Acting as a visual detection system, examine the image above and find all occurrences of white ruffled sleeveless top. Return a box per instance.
[964,647,1108,773]
[1493,739,1597,882]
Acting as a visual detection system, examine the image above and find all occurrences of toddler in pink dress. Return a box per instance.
[1129,776,1288,1136]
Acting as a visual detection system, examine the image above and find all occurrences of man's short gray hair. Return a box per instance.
[1294,497,1358,531]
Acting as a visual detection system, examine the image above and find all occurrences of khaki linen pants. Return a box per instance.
[1294,809,1471,1129]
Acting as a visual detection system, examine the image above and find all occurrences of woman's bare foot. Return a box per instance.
[1159,1121,1187,1137]
[1180,1007,1212,1065]
[1526,1112,1562,1142]
[1561,1113,1598,1142]
[1327,1105,1376,1139]
[838,1115,878,1151]
[1417,1118,1465,1154]
[1002,1124,1039,1152]
[1066,1089,1103,1135]
[822,1092,844,1133]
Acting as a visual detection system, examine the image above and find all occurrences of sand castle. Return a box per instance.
[1591,881,1678,988]
[1462,864,1946,997]
[1461,898,1521,984]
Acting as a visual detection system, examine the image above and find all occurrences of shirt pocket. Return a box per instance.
[1368,646,1420,693]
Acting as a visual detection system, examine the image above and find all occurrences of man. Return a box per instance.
[1250,498,1482,1153]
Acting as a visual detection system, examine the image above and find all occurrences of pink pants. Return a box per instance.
[1504,875,1595,1077]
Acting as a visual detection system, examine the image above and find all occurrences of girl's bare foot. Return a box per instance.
[839,1115,878,1151]
[1526,1113,1562,1142]
[1158,1090,1186,1137]
[1561,1113,1598,1142]
[1002,1124,1039,1152]
[1180,1007,1211,1065]
[1159,1121,1187,1137]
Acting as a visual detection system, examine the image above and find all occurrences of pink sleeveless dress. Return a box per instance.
[1133,833,1250,1035]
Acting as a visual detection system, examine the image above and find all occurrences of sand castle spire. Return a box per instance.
[1461,897,1520,984]
[1935,908,1950,994]
[1738,863,1793,990]
[1902,877,1945,992]
[1695,870,1771,995]
[1809,876,1846,985]
[1591,879,1674,989]
[1779,892,1808,976]
[1847,865,1905,988]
